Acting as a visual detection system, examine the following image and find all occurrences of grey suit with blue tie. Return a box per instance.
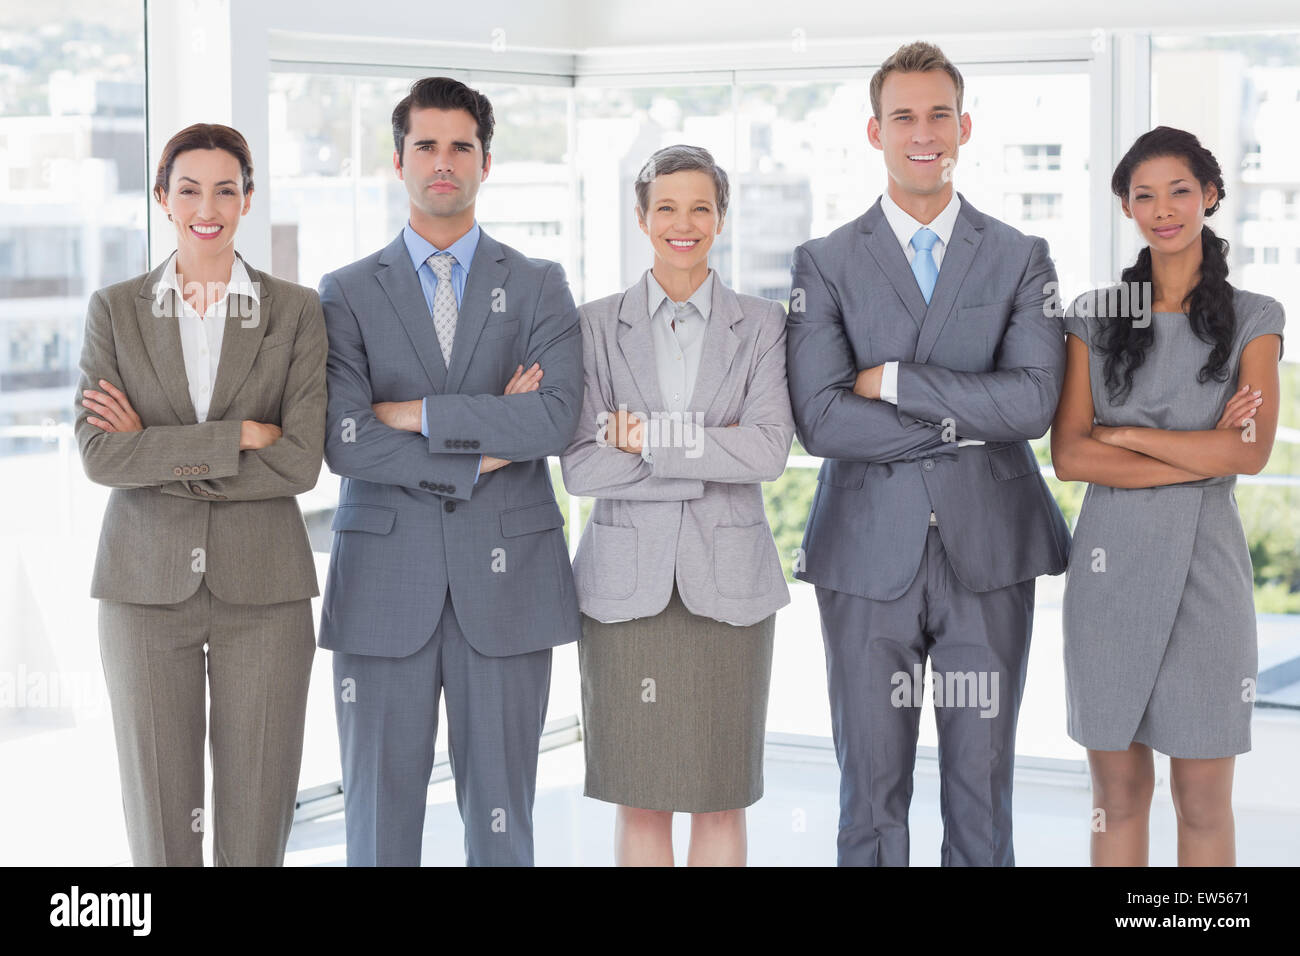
[318,223,583,866]
[787,194,1071,866]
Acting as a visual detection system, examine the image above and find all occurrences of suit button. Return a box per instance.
[444,439,452,448]
[199,464,209,474]
[448,485,455,494]
[190,482,201,493]
[419,480,428,488]
[470,440,479,449]
[922,458,935,471]
[435,483,445,492]
[173,466,183,476]
[444,500,456,513]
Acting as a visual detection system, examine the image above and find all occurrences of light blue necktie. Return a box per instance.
[910,227,939,304]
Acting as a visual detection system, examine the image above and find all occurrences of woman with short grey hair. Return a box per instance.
[561,144,794,866]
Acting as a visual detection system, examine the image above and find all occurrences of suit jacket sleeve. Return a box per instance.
[894,236,1065,441]
[420,261,583,461]
[786,243,958,463]
[75,288,243,489]
[319,271,479,501]
[646,299,794,483]
[560,304,705,501]
[160,290,327,502]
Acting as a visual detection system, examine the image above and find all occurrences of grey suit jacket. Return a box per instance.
[787,194,1071,601]
[76,254,327,605]
[317,228,583,658]
[561,270,793,626]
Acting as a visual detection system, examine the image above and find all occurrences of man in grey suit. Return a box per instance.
[786,42,1070,866]
[317,77,583,866]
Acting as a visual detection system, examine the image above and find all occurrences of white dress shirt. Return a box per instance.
[153,252,260,423]
[639,269,714,464]
[875,192,984,450]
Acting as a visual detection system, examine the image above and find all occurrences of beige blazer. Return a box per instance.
[75,253,327,605]
[560,270,794,626]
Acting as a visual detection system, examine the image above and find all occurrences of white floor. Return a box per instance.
[283,739,1300,867]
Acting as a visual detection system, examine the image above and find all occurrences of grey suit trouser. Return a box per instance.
[98,579,316,866]
[816,526,1034,867]
[332,586,553,866]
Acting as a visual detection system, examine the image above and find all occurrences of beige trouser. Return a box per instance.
[98,578,315,866]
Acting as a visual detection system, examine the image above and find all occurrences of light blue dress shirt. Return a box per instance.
[407,221,482,482]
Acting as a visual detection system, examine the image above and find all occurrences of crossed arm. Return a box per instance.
[76,289,323,499]
[559,306,706,501]
[785,243,964,462]
[321,264,583,501]
[1050,333,1281,488]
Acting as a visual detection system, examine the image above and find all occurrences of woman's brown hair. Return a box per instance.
[152,123,254,203]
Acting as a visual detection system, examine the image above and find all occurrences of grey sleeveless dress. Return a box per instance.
[1061,287,1285,758]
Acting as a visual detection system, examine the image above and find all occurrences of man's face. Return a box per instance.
[394,106,491,220]
[868,69,971,199]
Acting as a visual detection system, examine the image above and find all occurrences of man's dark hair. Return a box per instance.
[392,76,494,166]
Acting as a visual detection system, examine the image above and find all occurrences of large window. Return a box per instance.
[269,60,1102,761]
[0,0,147,865]
[1152,33,1300,708]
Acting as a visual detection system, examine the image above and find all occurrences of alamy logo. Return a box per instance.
[49,886,151,936]
[890,663,1001,718]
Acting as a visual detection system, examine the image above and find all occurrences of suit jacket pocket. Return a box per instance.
[480,318,521,341]
[586,520,637,599]
[713,522,773,599]
[331,503,397,534]
[987,442,1038,481]
[501,499,565,537]
[819,459,867,489]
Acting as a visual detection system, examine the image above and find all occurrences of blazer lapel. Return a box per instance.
[615,272,666,415]
[445,230,508,395]
[913,196,984,364]
[686,272,742,417]
[860,200,926,331]
[376,232,447,392]
[206,254,271,423]
[134,260,197,425]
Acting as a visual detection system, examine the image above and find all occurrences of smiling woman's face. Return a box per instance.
[157,148,250,261]
[637,169,723,271]
[1121,154,1217,255]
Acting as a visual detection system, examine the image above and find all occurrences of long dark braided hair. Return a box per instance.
[1102,126,1235,404]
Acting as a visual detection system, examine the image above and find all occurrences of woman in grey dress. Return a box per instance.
[560,145,794,866]
[1051,127,1284,867]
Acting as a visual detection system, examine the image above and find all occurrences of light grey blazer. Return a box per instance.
[561,270,794,626]
[75,254,327,605]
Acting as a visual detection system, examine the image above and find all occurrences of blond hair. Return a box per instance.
[869,41,965,120]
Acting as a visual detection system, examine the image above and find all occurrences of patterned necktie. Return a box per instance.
[428,252,458,365]
[910,226,939,305]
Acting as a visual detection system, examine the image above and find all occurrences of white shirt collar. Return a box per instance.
[645,268,714,323]
[154,252,261,307]
[880,190,961,253]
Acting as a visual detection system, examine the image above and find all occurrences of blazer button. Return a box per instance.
[444,439,452,448]
[173,466,183,476]
[922,458,935,471]
[448,485,455,494]
[444,500,456,513]
[190,482,200,493]
[470,440,480,449]
[419,480,429,488]
[199,464,209,474]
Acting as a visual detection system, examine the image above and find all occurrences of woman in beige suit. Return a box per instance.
[76,124,327,865]
[560,145,795,866]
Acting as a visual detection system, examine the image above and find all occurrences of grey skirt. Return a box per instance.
[579,584,776,812]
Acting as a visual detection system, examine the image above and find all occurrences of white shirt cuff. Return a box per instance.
[880,361,899,405]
